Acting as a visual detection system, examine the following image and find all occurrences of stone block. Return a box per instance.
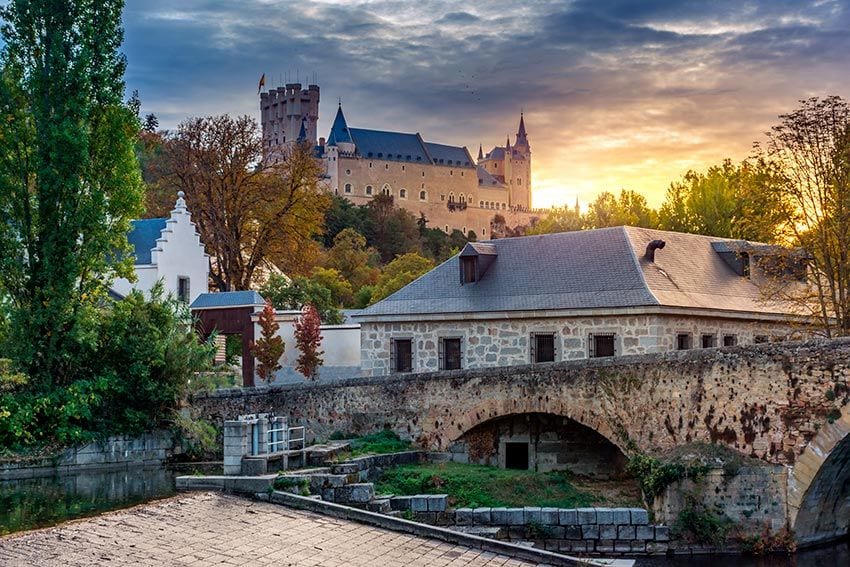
[335,483,374,504]
[490,507,508,525]
[473,507,492,524]
[427,495,447,512]
[368,499,391,513]
[618,525,636,540]
[558,509,578,525]
[655,525,670,542]
[612,508,631,525]
[577,507,597,524]
[507,526,526,539]
[568,541,587,553]
[599,524,617,539]
[410,496,429,512]
[596,540,615,553]
[540,507,559,525]
[524,507,541,524]
[646,541,669,554]
[506,508,525,525]
[545,526,564,539]
[563,525,583,539]
[321,488,335,501]
[614,541,632,553]
[636,525,655,540]
[455,508,474,525]
[390,496,413,511]
[595,508,613,525]
[582,524,599,539]
[630,508,649,525]
[631,541,646,552]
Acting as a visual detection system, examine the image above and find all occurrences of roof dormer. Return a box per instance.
[458,242,497,285]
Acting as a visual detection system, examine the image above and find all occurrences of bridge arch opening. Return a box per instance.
[791,411,850,546]
[448,412,628,478]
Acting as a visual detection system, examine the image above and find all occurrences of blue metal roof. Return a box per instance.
[127,218,167,265]
[424,142,474,167]
[190,291,266,310]
[348,128,430,162]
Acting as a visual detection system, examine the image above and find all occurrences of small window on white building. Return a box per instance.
[177,277,190,304]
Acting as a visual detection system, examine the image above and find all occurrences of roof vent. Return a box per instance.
[645,239,666,262]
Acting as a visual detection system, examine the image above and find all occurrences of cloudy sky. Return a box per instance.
[121,0,850,208]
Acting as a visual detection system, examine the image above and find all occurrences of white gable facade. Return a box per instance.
[112,192,209,304]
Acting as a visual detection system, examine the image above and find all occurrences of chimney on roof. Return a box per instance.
[645,239,665,262]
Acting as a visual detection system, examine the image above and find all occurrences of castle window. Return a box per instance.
[723,334,737,347]
[462,225,467,234]
[445,225,449,232]
[399,188,407,199]
[402,165,405,171]
[369,161,373,167]
[419,190,427,201]
[422,171,425,176]
[417,157,422,161]
[461,171,464,177]
[406,155,411,160]
[449,192,454,202]
[676,333,692,350]
[482,228,486,236]
[701,334,716,348]
[459,194,466,203]
[368,153,373,158]
[421,183,425,188]
[468,194,473,203]
[346,169,351,175]
[461,257,476,284]
[377,153,383,158]
[397,154,402,159]
[344,183,352,194]
[381,185,391,196]
[517,178,522,185]
[365,185,373,196]
[501,203,506,210]
[450,170,453,175]
[479,201,484,207]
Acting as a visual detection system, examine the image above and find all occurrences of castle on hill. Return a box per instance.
[260,82,544,239]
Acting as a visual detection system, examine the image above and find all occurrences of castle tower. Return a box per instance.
[509,113,532,209]
[260,81,320,161]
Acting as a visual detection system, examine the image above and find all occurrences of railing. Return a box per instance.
[447,201,468,211]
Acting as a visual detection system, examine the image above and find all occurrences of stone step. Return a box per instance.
[368,499,392,513]
[451,526,503,539]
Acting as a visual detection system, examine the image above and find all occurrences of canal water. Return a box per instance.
[0,464,216,536]
[1,467,847,565]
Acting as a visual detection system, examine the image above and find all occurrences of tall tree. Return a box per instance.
[527,203,583,235]
[159,117,329,290]
[364,194,420,263]
[585,190,658,229]
[760,96,850,336]
[294,304,323,380]
[0,0,144,386]
[370,252,434,304]
[252,301,284,384]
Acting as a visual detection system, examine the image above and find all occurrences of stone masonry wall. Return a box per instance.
[360,313,803,376]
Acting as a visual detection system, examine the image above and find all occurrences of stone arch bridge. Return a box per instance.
[193,338,850,547]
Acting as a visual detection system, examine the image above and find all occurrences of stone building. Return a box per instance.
[112,192,209,304]
[354,226,809,376]
[259,82,544,239]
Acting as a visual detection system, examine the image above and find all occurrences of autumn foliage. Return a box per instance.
[252,301,284,383]
[294,304,324,380]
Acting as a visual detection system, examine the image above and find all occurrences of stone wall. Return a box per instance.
[0,431,176,480]
[653,466,788,530]
[360,312,803,376]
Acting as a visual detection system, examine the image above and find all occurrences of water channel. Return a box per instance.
[1,467,847,565]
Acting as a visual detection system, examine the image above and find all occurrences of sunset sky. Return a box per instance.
[121,0,850,209]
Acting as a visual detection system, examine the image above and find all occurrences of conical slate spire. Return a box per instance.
[477,144,484,161]
[505,136,511,149]
[297,117,307,142]
[516,112,528,145]
[327,104,353,146]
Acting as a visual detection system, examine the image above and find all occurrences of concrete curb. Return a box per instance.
[263,490,634,567]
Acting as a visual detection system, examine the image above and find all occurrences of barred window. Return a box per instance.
[589,333,616,358]
[531,333,556,363]
[439,338,462,370]
[391,339,413,373]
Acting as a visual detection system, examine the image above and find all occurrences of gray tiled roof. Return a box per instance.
[424,142,474,167]
[476,166,507,188]
[190,291,266,310]
[357,226,795,319]
[127,218,167,265]
[348,128,430,162]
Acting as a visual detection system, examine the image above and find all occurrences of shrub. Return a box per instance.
[674,496,735,546]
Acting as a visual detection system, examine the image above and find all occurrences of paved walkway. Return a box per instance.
[0,492,545,566]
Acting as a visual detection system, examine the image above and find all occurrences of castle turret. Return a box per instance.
[327,104,355,154]
[259,80,319,162]
[514,112,530,156]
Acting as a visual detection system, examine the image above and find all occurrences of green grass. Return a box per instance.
[332,430,412,457]
[375,462,595,508]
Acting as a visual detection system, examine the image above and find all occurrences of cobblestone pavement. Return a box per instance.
[0,492,546,566]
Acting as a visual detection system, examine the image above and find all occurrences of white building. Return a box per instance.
[112,192,209,304]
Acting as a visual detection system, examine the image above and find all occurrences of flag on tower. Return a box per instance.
[257,73,266,94]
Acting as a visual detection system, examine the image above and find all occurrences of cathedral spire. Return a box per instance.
[477,144,483,161]
[505,136,511,150]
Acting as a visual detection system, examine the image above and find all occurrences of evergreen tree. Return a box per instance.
[252,301,284,383]
[294,304,324,380]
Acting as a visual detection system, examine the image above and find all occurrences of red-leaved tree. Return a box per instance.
[294,303,324,380]
[252,300,284,383]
